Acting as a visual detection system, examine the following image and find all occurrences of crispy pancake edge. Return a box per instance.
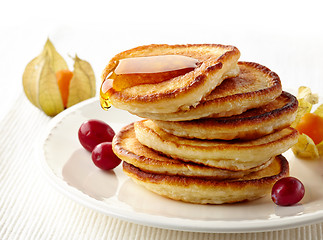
[134,120,299,169]
[112,123,274,178]
[122,155,289,187]
[133,61,283,120]
[122,155,289,204]
[154,91,298,140]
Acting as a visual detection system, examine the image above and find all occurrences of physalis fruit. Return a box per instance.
[22,39,96,116]
[291,86,323,158]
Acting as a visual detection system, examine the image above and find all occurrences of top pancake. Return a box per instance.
[133,61,282,121]
[102,44,240,114]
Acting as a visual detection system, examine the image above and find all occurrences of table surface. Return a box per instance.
[1,0,323,239]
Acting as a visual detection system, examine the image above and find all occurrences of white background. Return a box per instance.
[1,0,323,121]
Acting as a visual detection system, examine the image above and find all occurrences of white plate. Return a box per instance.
[39,97,323,233]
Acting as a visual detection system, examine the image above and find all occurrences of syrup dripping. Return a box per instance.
[100,55,199,110]
[100,79,113,110]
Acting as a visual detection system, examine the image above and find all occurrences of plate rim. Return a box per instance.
[38,97,323,233]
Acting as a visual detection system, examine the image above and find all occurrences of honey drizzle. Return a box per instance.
[100,79,113,110]
[100,55,199,111]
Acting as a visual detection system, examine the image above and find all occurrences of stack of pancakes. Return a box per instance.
[105,44,299,204]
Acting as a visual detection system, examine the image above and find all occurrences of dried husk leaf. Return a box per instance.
[314,104,323,156]
[292,133,319,159]
[43,39,68,73]
[314,104,323,118]
[298,86,319,104]
[22,39,68,116]
[316,141,323,156]
[22,54,45,109]
[67,55,96,107]
[291,98,312,128]
[38,53,65,116]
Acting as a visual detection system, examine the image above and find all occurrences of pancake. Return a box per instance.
[134,120,298,170]
[122,155,289,204]
[102,44,240,114]
[133,62,282,121]
[154,91,298,140]
[112,123,274,179]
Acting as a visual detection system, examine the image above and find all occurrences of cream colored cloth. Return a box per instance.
[0,94,322,240]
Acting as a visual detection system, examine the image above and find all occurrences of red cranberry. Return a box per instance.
[78,119,115,152]
[91,142,121,170]
[271,177,305,206]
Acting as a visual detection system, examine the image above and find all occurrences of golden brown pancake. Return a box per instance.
[102,44,240,114]
[133,62,282,121]
[122,155,289,204]
[104,44,295,205]
[112,123,274,179]
[154,91,298,140]
[134,120,298,170]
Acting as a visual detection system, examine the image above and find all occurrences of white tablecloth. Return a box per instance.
[0,93,322,240]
